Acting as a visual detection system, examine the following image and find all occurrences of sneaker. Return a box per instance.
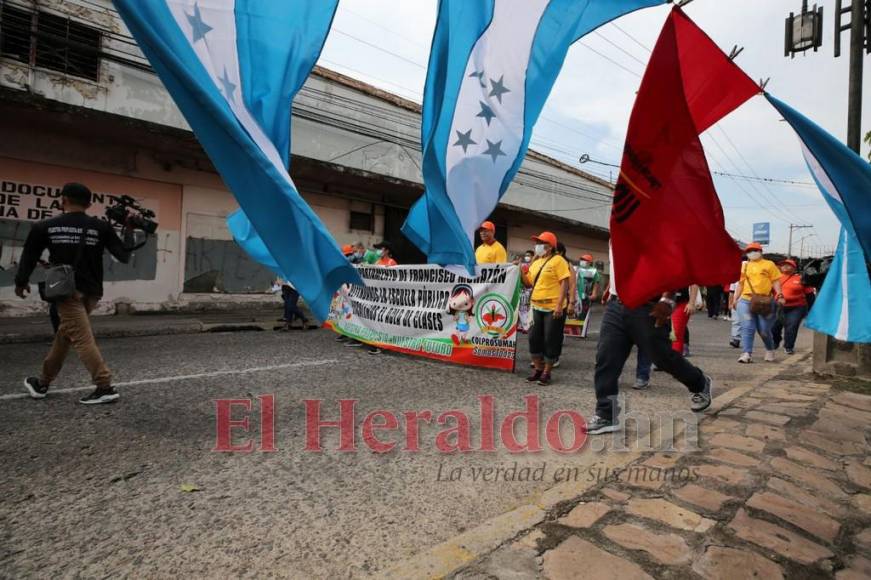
[785,348,795,355]
[344,340,363,347]
[367,347,382,355]
[764,350,775,362]
[23,377,48,399]
[79,387,120,405]
[527,369,543,382]
[586,415,619,435]
[690,375,713,412]
[683,346,691,357]
[529,361,536,369]
[335,335,348,343]
[738,352,752,363]
[729,338,741,349]
[537,372,552,386]
[552,359,561,369]
[633,378,650,390]
[651,364,660,372]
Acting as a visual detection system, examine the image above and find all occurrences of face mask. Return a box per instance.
[524,256,532,263]
[747,251,762,261]
[377,249,385,257]
[354,251,364,259]
[579,261,589,268]
[534,244,547,257]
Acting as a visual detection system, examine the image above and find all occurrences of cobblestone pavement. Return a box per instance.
[443,359,871,580]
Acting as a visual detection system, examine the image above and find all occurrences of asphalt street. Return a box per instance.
[0,308,812,578]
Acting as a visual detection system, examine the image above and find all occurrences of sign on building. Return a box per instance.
[753,222,771,246]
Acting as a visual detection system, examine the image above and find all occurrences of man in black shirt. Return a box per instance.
[15,183,135,404]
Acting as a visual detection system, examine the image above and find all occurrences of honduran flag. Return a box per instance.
[402,0,666,273]
[766,95,871,343]
[114,1,361,319]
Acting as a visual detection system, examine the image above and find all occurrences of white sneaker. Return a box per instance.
[738,353,752,364]
[764,350,776,362]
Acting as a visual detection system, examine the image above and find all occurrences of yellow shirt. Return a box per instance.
[475,241,508,264]
[527,255,571,310]
[740,259,781,299]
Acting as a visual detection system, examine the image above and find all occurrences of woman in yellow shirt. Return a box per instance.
[520,231,570,385]
[729,242,784,363]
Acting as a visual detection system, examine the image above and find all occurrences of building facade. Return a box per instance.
[0,0,614,316]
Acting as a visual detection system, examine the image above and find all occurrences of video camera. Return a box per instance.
[105,195,159,235]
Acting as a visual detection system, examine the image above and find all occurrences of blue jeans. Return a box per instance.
[772,305,807,351]
[737,299,775,354]
[636,347,651,382]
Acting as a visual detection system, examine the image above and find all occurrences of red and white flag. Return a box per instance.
[610,7,759,308]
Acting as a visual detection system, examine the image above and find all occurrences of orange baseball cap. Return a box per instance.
[779,258,797,268]
[480,221,496,231]
[581,254,594,262]
[744,242,763,252]
[531,231,557,247]
[341,244,354,256]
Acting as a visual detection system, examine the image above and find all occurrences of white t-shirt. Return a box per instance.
[608,244,618,298]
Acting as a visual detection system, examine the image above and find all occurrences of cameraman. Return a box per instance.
[14,183,138,405]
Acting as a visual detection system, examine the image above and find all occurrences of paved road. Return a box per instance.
[0,309,812,578]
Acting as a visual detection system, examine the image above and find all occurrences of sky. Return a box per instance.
[317,0,871,256]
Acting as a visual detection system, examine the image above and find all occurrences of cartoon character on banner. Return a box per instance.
[447,283,475,346]
[330,284,354,321]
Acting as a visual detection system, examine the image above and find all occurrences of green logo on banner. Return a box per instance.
[475,293,514,337]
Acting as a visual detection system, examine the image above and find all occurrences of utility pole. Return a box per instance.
[787,224,813,259]
[836,0,870,153]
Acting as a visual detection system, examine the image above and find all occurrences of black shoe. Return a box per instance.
[691,376,713,412]
[527,370,543,382]
[23,377,49,399]
[79,387,120,405]
[367,347,382,355]
[537,372,552,386]
[335,335,348,342]
[729,338,740,349]
[586,415,619,435]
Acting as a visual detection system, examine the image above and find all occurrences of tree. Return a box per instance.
[866,130,871,162]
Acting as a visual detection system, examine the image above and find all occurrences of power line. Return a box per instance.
[610,21,652,54]
[593,30,649,67]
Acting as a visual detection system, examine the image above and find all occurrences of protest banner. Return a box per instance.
[326,264,520,371]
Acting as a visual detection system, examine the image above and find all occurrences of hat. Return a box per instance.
[581,254,594,262]
[480,221,496,232]
[60,182,92,206]
[744,242,763,252]
[531,231,557,247]
[341,244,354,256]
[374,241,392,250]
[779,258,797,268]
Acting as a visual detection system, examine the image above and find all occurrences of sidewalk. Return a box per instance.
[392,359,871,579]
[0,306,308,344]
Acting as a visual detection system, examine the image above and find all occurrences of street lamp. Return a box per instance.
[785,1,824,57]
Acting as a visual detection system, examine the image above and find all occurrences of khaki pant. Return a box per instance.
[41,293,111,388]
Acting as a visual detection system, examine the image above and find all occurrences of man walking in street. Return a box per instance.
[585,248,713,435]
[15,183,136,404]
[576,253,601,338]
[475,221,508,264]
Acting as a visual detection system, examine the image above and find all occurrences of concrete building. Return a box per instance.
[0,0,614,317]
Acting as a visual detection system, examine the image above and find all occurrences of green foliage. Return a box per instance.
[866,131,871,162]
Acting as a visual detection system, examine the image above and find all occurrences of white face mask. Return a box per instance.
[534,244,547,257]
[579,260,590,268]
[747,251,762,261]
[523,256,532,263]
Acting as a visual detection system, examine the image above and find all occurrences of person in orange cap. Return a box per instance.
[575,253,601,339]
[771,258,814,355]
[730,242,783,363]
[475,221,508,264]
[520,231,571,386]
[341,244,354,257]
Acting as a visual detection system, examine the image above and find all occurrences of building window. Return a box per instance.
[0,4,32,63]
[349,210,373,232]
[35,11,101,81]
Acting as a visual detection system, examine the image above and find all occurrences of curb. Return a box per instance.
[375,352,809,579]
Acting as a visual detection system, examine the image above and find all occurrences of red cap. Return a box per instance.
[581,254,594,262]
[745,242,763,252]
[531,231,557,247]
[779,258,797,268]
[341,244,354,256]
[480,221,496,232]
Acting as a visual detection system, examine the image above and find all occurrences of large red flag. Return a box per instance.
[610,7,759,308]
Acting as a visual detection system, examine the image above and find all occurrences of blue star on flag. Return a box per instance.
[219,67,237,102]
[476,101,495,126]
[186,3,213,43]
[483,139,506,163]
[453,129,476,153]
[489,75,510,104]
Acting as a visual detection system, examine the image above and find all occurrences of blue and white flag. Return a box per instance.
[766,94,871,342]
[402,0,666,272]
[114,0,361,319]
[766,94,871,261]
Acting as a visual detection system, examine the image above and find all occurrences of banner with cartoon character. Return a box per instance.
[325,265,521,371]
